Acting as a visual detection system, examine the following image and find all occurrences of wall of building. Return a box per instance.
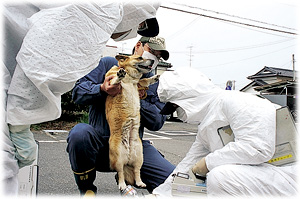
[102,45,118,58]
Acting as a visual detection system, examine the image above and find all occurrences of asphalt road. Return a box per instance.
[32,121,198,197]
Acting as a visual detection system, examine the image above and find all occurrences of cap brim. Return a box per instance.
[161,50,169,60]
[147,43,170,60]
[138,18,159,37]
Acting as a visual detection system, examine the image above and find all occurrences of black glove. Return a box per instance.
[160,102,179,115]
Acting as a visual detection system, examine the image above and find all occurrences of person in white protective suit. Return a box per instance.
[153,67,297,197]
[2,1,161,196]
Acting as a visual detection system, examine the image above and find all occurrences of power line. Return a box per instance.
[160,5,297,35]
[171,3,297,31]
[167,16,202,39]
[279,60,293,68]
[221,20,296,39]
[170,38,295,54]
[197,44,296,69]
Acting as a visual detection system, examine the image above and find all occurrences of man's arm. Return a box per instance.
[205,95,276,171]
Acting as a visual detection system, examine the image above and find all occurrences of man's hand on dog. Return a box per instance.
[101,75,121,96]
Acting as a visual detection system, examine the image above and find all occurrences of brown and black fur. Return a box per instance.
[105,55,159,190]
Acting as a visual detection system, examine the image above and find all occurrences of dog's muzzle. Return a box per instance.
[137,59,154,72]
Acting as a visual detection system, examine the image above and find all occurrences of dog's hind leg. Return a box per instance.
[134,167,146,188]
[117,167,127,190]
[109,136,128,191]
[127,120,146,188]
[128,124,146,188]
[132,141,146,188]
[111,157,127,190]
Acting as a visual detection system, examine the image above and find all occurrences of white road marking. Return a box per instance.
[38,130,196,142]
[38,140,67,143]
[143,130,196,140]
[143,132,171,140]
[43,130,69,133]
[155,131,196,136]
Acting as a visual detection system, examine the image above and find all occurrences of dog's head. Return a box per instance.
[115,55,154,74]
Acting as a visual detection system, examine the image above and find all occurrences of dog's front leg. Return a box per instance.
[138,74,160,87]
[110,68,126,85]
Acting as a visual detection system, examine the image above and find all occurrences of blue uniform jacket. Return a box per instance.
[72,57,166,139]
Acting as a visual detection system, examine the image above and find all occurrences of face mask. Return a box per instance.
[176,107,187,122]
[113,26,138,42]
[142,50,159,71]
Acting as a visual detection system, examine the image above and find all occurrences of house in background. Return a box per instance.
[240,66,297,93]
[240,66,297,120]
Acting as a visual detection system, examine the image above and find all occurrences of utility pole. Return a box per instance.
[292,54,295,81]
[187,46,194,67]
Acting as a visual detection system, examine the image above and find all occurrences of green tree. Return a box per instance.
[61,90,89,120]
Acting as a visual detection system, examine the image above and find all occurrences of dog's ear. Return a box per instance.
[115,55,129,62]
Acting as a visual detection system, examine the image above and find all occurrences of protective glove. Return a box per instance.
[192,157,209,176]
[9,124,37,168]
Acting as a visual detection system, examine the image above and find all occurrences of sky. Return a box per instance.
[107,0,299,90]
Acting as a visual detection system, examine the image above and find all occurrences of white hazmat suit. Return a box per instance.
[153,68,297,197]
[6,1,160,125]
[2,2,160,196]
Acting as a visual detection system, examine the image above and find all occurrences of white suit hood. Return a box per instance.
[158,67,223,124]
[5,2,160,125]
[154,68,278,196]
[114,1,160,33]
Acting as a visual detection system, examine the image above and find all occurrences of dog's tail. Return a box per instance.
[124,165,135,185]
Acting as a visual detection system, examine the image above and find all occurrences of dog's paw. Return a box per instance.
[117,68,126,79]
[153,74,160,82]
[135,181,146,188]
[119,182,127,191]
[149,75,160,84]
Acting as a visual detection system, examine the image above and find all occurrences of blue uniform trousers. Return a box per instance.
[67,123,175,193]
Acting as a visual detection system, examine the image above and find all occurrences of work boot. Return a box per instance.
[73,168,97,196]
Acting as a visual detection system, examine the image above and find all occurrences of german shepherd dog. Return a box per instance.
[105,55,160,190]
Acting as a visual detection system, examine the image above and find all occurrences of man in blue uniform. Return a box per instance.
[67,36,175,196]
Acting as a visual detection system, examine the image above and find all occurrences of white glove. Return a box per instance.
[9,124,37,168]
